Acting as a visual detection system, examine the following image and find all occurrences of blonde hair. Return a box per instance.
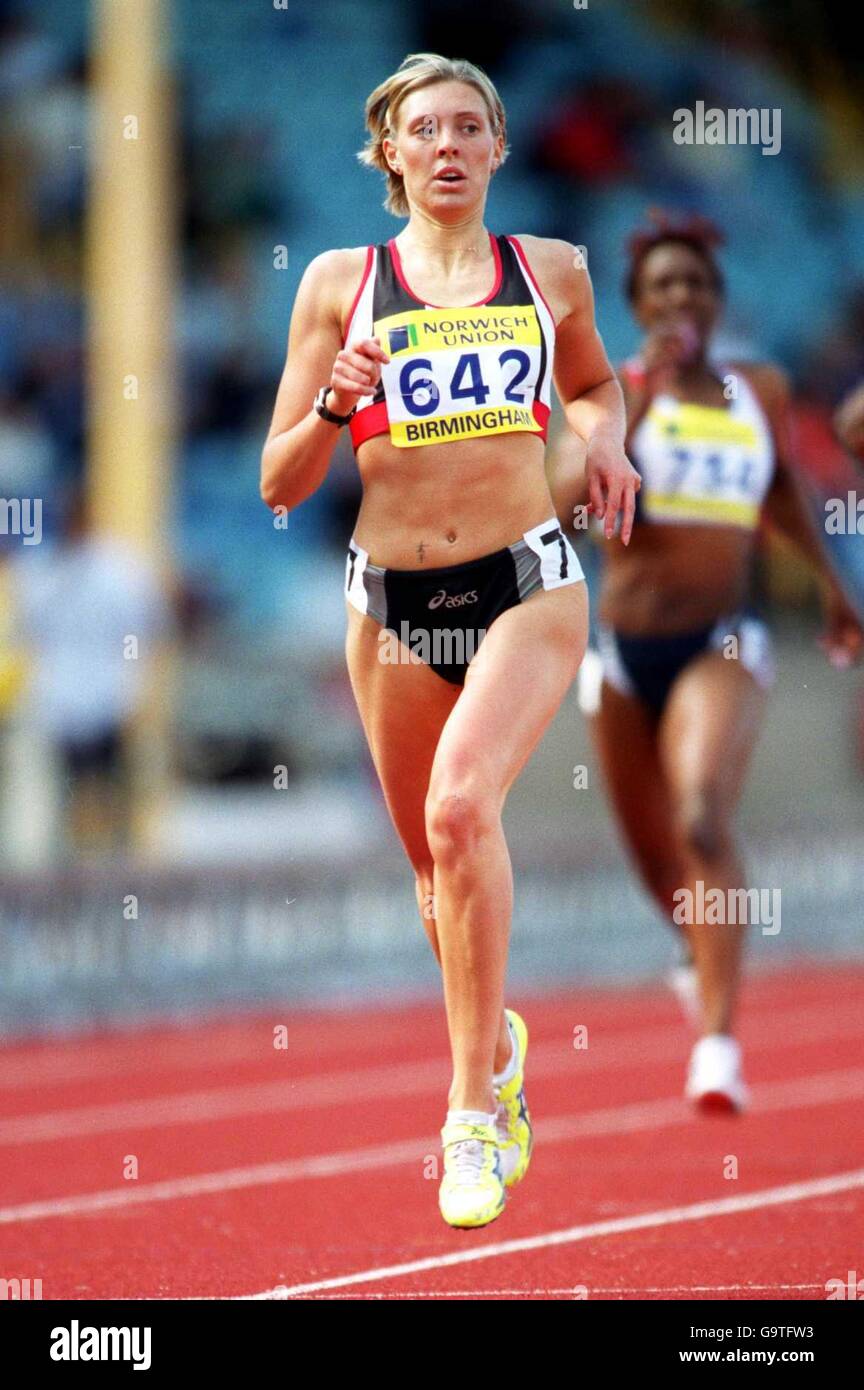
[357,52,509,217]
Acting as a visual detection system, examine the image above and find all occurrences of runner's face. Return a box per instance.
[387,81,501,217]
[634,243,721,349]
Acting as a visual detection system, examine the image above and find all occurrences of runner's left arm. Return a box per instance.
[755,364,863,665]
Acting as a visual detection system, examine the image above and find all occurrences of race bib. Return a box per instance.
[374,305,544,448]
[641,402,765,528]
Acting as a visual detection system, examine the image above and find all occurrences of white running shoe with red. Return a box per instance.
[685,1034,749,1113]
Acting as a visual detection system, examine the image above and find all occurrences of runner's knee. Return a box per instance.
[675,789,731,863]
[425,786,497,867]
[638,853,689,911]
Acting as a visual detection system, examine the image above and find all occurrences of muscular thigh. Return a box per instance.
[345,603,459,867]
[659,650,767,811]
[429,582,588,805]
[591,681,679,882]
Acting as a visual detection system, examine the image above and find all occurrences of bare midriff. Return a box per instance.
[599,524,756,634]
[352,430,556,568]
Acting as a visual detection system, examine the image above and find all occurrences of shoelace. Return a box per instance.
[446,1137,491,1184]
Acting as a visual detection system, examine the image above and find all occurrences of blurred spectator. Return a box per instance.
[0,10,67,101]
[0,386,55,493]
[10,486,170,859]
[530,79,643,239]
[182,124,283,246]
[533,79,637,184]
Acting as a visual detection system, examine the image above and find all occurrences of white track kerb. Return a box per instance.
[243,1168,864,1300]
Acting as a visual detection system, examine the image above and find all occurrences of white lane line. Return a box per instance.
[542,1065,864,1144]
[243,1167,864,1299]
[2,997,861,1146]
[0,1060,447,1146]
[0,1135,428,1226]
[2,1064,864,1227]
[0,1012,446,1091]
[0,982,854,1093]
[0,1035,284,1091]
[286,1283,823,1298]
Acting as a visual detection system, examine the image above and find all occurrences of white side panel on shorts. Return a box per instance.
[710,615,776,690]
[344,542,370,615]
[521,518,584,589]
[577,647,605,716]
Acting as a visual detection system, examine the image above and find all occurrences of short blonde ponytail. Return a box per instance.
[357,52,509,217]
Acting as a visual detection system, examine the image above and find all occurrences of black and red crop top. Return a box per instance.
[343,232,556,452]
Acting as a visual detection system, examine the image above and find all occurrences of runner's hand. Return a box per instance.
[328,337,390,415]
[640,319,701,395]
[585,436,642,546]
[819,586,864,669]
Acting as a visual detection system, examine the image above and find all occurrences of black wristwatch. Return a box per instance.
[314,386,357,426]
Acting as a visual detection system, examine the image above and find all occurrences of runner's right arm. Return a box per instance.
[260,250,388,512]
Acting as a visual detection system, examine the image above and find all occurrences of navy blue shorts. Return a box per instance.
[579,613,775,718]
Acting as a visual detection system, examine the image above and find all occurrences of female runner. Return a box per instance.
[550,213,862,1112]
[261,53,638,1228]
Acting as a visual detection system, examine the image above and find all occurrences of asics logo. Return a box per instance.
[427,588,478,610]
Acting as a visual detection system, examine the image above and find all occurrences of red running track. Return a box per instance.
[0,963,862,1300]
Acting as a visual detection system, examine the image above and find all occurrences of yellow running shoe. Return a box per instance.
[494,1008,533,1188]
[438,1119,506,1229]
